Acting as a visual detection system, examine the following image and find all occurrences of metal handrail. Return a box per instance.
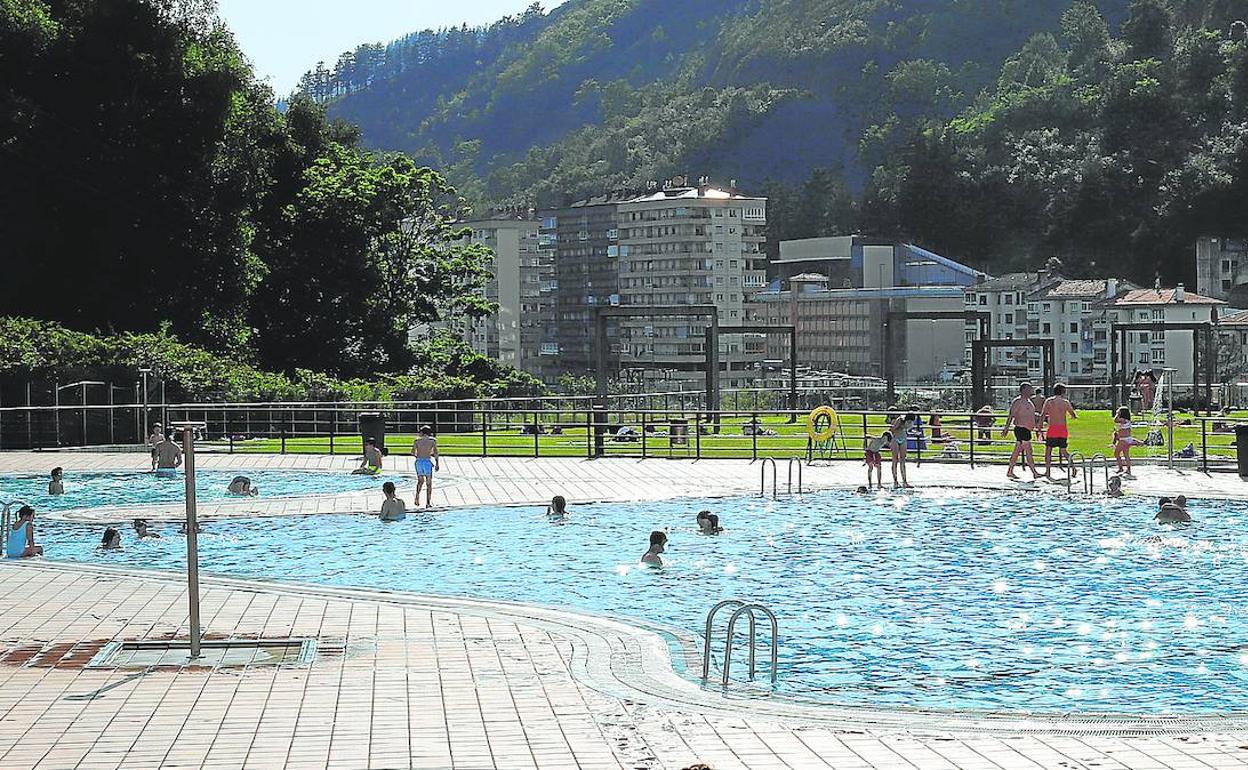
[723,604,779,686]
[760,458,777,499]
[1090,453,1110,493]
[786,458,803,494]
[1067,452,1092,494]
[702,599,753,681]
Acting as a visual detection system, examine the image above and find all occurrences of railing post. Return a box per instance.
[585,408,593,459]
[695,411,702,459]
[533,409,540,457]
[482,406,489,457]
[280,426,287,455]
[1201,418,1208,472]
[969,411,975,468]
[751,411,758,461]
[329,403,336,455]
[641,411,648,459]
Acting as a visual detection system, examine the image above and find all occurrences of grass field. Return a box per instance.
[206,409,1239,465]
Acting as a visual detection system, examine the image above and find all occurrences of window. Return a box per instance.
[1043,303,1052,312]
[1005,295,1014,305]
[1070,323,1079,333]
[1042,323,1051,333]
[1070,342,1078,353]
[979,295,987,306]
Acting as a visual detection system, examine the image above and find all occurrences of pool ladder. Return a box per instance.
[1066,453,1111,495]
[760,458,803,499]
[0,499,31,555]
[701,599,779,687]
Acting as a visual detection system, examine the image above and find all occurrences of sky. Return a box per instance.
[217,0,571,95]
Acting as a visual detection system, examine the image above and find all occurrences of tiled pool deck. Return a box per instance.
[3,452,1248,769]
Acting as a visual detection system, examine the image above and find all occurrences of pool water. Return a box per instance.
[0,470,386,511]
[30,488,1248,715]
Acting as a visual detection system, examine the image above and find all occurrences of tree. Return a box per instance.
[1061,2,1113,82]
[1122,0,1175,61]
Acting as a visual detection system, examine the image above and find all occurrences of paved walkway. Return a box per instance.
[3,452,1248,768]
[0,451,1240,523]
[3,561,1248,770]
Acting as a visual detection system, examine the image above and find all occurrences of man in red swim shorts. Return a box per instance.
[1040,383,1078,478]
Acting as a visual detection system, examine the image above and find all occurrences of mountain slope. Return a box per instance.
[305,0,1134,206]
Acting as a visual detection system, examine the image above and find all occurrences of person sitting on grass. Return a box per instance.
[546,495,568,519]
[1155,495,1191,524]
[641,530,667,567]
[696,510,722,534]
[227,475,259,496]
[48,467,65,496]
[379,481,406,522]
[100,527,122,550]
[6,506,43,558]
[133,519,161,539]
[352,438,383,475]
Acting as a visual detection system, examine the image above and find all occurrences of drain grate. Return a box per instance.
[86,639,316,669]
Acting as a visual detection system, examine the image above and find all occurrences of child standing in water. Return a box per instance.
[1113,406,1141,478]
[640,530,667,567]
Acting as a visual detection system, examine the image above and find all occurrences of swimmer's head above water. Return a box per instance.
[548,495,567,515]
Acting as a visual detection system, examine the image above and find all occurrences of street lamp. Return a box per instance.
[171,420,207,659]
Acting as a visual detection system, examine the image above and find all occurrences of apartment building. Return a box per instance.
[459,216,558,379]
[1195,236,1248,304]
[750,239,982,379]
[537,181,768,387]
[539,193,630,375]
[963,272,1055,377]
[1094,285,1224,384]
[1020,278,1133,383]
[615,185,768,388]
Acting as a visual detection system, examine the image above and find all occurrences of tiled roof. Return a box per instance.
[971,272,1041,292]
[1218,309,1248,325]
[1028,279,1136,301]
[1105,288,1224,306]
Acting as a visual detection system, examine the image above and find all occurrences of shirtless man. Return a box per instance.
[153,435,183,471]
[148,423,164,470]
[1001,382,1041,480]
[410,426,439,507]
[1040,383,1078,478]
[379,481,407,522]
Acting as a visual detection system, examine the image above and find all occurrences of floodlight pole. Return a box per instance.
[177,423,203,659]
[139,368,152,442]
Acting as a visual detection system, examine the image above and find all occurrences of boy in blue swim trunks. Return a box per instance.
[411,426,439,508]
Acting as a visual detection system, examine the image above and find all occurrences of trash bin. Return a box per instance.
[358,412,388,455]
[669,419,689,446]
[1236,424,1248,478]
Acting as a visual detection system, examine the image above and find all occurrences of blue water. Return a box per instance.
[24,488,1248,715]
[0,470,385,511]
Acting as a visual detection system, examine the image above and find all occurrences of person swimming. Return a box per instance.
[227,475,260,496]
[48,467,64,496]
[696,510,722,534]
[379,481,407,522]
[1105,475,1124,497]
[1155,496,1191,524]
[132,519,161,539]
[546,495,568,518]
[100,527,122,550]
[641,530,667,567]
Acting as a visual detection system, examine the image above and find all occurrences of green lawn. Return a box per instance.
[206,409,1237,465]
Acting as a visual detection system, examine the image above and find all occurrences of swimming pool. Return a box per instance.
[31,488,1248,715]
[0,469,388,512]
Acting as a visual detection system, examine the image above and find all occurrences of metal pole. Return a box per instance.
[140,369,150,441]
[53,380,60,447]
[180,425,202,659]
[80,383,87,446]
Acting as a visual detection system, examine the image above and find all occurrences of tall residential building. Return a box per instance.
[538,181,768,387]
[539,192,629,376]
[1195,236,1248,304]
[1022,278,1133,383]
[615,185,768,388]
[453,216,557,379]
[963,271,1056,377]
[749,239,982,379]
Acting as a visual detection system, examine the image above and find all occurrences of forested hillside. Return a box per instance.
[306,0,1247,283]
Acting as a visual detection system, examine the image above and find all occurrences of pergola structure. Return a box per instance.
[1110,321,1217,412]
[970,339,1055,408]
[594,305,719,413]
[882,310,991,404]
[715,324,798,414]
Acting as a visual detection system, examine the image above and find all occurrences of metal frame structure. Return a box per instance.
[716,324,797,413]
[1110,321,1216,412]
[970,339,1055,407]
[594,305,719,412]
[883,310,991,404]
